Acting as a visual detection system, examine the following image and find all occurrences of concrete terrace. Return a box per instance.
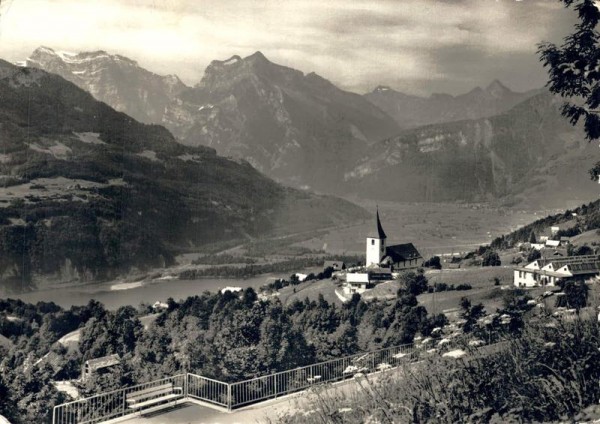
[117,371,388,424]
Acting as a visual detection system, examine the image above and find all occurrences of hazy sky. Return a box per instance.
[0,0,578,95]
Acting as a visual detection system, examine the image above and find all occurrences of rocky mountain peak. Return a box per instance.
[246,50,269,63]
[198,51,302,90]
[28,47,139,69]
[24,46,189,125]
[485,79,512,98]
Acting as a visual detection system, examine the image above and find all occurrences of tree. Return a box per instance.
[529,231,537,244]
[574,245,594,256]
[556,279,589,310]
[397,271,429,296]
[482,250,501,267]
[527,248,541,263]
[459,297,486,333]
[423,256,442,270]
[538,1,600,177]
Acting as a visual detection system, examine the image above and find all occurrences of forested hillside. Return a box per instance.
[0,272,448,423]
[0,60,367,291]
[490,199,600,249]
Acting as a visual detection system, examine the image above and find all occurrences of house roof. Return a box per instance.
[384,243,422,262]
[368,208,387,239]
[565,261,600,275]
[85,354,120,372]
[517,254,600,277]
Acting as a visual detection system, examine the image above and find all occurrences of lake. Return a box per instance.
[11,273,296,310]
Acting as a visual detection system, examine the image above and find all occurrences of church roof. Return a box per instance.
[384,243,422,262]
[368,209,387,239]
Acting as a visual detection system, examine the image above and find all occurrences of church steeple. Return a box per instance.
[366,207,387,267]
[376,207,387,240]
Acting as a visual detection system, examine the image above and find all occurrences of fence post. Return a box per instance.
[275,375,278,399]
[52,405,57,424]
[227,384,232,411]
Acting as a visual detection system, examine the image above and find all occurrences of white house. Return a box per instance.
[344,269,393,295]
[514,254,600,287]
[546,240,560,248]
[346,273,372,294]
[220,286,243,294]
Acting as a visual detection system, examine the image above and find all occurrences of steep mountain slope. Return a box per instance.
[364,81,543,129]
[0,60,367,290]
[25,48,400,192]
[179,52,400,191]
[345,92,599,206]
[25,46,188,126]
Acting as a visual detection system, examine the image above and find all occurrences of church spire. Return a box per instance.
[376,207,387,240]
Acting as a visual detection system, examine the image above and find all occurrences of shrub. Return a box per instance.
[423,256,442,269]
[276,317,600,423]
[482,250,501,267]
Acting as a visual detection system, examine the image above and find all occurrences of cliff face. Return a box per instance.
[26,47,188,126]
[177,52,400,191]
[345,93,598,205]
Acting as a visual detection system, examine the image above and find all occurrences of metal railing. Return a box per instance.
[52,374,186,424]
[186,373,230,408]
[52,344,415,423]
[230,343,415,408]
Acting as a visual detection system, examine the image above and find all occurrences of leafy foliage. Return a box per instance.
[481,250,501,267]
[277,317,600,423]
[538,0,600,177]
[0,281,435,422]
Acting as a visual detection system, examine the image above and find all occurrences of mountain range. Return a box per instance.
[26,47,400,191]
[346,92,598,207]
[0,59,367,290]
[364,81,543,129]
[25,47,400,192]
[21,47,599,206]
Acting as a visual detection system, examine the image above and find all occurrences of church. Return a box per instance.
[366,209,423,271]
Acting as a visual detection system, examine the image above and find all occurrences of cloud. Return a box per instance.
[0,0,579,94]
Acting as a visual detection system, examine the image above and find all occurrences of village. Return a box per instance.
[24,204,600,424]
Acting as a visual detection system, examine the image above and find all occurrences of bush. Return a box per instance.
[277,317,600,423]
[482,250,501,267]
[423,256,442,269]
[527,249,541,262]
